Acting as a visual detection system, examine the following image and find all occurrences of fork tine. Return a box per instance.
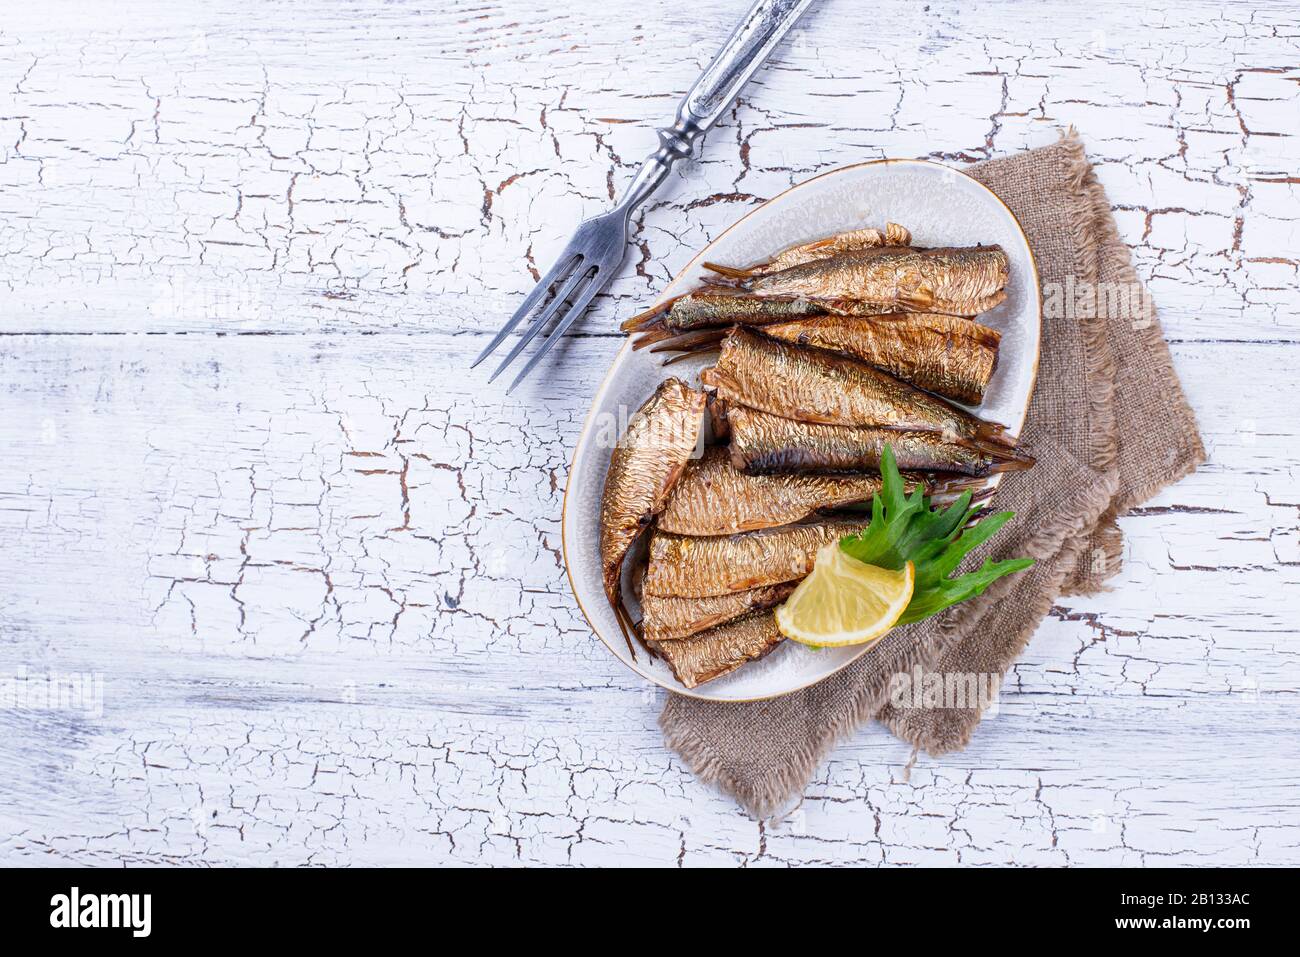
[504,268,606,392]
[470,252,580,369]
[487,265,594,384]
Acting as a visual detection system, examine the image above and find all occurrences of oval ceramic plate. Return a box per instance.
[562,159,1040,701]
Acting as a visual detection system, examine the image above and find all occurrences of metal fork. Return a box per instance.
[472,0,815,390]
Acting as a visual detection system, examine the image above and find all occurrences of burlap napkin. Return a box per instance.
[659,131,1205,817]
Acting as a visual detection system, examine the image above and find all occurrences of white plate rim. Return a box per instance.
[561,158,1042,702]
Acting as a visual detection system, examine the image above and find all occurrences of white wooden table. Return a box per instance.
[2,0,1297,866]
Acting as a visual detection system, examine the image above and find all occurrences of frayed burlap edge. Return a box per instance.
[1059,517,1124,596]
[1059,127,1205,592]
[660,711,813,820]
[1076,144,1205,514]
[1062,127,1121,480]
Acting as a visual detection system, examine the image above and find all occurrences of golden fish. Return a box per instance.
[657,445,888,536]
[760,313,1000,405]
[703,245,1009,318]
[623,292,825,335]
[642,519,870,599]
[700,326,1017,452]
[640,581,795,642]
[599,377,706,647]
[647,611,785,689]
[726,405,1032,477]
[621,294,904,350]
[730,222,913,276]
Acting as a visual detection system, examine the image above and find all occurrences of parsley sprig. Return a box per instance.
[839,445,1034,624]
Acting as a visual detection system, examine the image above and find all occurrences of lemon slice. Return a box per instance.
[776,543,914,647]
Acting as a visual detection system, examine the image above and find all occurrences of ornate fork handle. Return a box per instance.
[615,0,815,216]
[475,0,813,388]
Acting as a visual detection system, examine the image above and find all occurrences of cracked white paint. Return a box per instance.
[1,0,1298,866]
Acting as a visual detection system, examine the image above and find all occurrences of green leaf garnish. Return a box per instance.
[838,445,1034,625]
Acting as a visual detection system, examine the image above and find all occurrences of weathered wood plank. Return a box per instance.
[1,331,1296,864]
[0,1,1296,341]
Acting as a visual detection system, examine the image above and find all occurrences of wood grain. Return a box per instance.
[1,0,1297,866]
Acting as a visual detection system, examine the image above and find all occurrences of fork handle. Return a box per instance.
[614,0,814,216]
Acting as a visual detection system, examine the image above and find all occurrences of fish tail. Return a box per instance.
[980,444,1037,473]
[700,261,756,280]
[647,328,729,355]
[973,418,1021,449]
[611,598,640,660]
[952,424,1036,473]
[621,295,685,332]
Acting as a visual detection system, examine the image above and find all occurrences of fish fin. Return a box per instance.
[899,288,936,312]
[967,320,1003,348]
[972,287,1008,314]
[632,611,658,660]
[972,418,1022,450]
[662,348,722,368]
[929,289,1008,318]
[817,299,854,316]
[698,366,748,403]
[884,222,912,246]
[815,298,895,317]
[975,441,1037,473]
[606,560,644,661]
[707,395,731,441]
[631,326,681,350]
[786,230,883,261]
